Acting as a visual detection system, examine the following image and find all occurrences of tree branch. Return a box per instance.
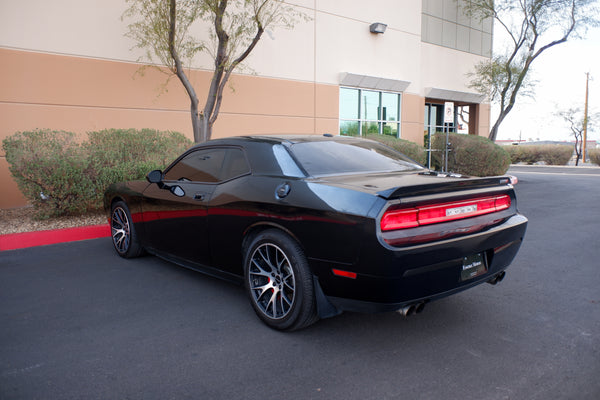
[210,12,265,126]
[204,0,229,122]
[168,0,198,106]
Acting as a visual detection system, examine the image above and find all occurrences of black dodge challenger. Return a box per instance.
[104,135,527,330]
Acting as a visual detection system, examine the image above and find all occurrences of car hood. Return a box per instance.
[309,171,512,200]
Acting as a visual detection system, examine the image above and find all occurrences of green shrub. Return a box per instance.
[504,144,573,165]
[85,129,192,205]
[3,130,93,218]
[364,133,427,165]
[539,145,573,165]
[589,149,600,166]
[3,128,192,218]
[504,145,539,165]
[431,133,511,176]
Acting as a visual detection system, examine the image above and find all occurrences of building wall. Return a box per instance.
[0,0,490,208]
[401,93,426,145]
[0,48,339,208]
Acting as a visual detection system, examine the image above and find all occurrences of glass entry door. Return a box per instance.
[424,103,454,168]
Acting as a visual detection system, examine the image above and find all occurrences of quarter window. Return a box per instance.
[339,87,401,138]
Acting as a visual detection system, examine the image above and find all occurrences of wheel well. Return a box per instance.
[109,196,125,210]
[242,223,304,258]
[106,197,128,221]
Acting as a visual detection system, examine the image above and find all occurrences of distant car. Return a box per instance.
[104,135,527,330]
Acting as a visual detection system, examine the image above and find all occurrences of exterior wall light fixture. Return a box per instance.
[369,23,387,34]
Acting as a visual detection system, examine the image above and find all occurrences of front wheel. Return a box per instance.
[244,229,318,331]
[110,200,144,258]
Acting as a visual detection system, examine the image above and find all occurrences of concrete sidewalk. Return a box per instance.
[508,164,600,175]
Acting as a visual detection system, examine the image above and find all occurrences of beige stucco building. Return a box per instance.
[0,0,492,208]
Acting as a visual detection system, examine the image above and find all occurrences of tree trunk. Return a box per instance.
[199,114,210,143]
[488,124,499,142]
[191,106,201,143]
[488,111,508,142]
[574,137,581,166]
[169,0,202,143]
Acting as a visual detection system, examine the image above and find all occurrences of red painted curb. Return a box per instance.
[0,224,111,251]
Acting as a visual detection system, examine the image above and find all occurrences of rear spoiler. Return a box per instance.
[376,174,514,200]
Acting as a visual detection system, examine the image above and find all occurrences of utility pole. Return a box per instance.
[583,72,590,163]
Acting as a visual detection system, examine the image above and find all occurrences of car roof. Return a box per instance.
[170,134,426,180]
[189,134,370,148]
[183,135,391,177]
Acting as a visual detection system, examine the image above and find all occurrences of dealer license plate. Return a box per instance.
[461,253,487,281]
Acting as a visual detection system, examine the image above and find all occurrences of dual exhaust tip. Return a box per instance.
[487,271,506,285]
[397,302,426,317]
[397,271,507,317]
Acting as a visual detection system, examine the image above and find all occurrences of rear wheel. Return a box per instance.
[244,229,318,331]
[110,201,143,258]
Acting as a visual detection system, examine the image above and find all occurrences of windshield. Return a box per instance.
[288,140,423,177]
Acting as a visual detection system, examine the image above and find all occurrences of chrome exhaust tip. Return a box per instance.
[397,305,415,317]
[397,302,425,317]
[487,271,506,285]
[414,302,426,314]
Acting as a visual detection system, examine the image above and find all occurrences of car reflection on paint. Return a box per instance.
[104,135,527,331]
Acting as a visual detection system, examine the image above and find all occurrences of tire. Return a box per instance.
[110,200,144,258]
[244,229,319,331]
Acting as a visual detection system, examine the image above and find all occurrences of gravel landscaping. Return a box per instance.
[0,207,107,235]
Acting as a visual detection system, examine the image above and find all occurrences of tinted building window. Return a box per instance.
[339,87,401,138]
[421,0,493,57]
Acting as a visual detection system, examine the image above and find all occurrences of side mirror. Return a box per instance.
[146,170,163,184]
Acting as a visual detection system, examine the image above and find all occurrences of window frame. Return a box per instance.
[339,87,402,138]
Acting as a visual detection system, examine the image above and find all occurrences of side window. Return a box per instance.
[164,148,249,183]
[220,148,251,181]
[164,148,226,182]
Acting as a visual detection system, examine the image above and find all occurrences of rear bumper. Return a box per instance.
[313,214,528,313]
[326,269,508,314]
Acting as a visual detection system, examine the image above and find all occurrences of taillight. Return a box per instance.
[381,194,511,231]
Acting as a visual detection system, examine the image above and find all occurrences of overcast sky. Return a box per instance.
[492,26,600,143]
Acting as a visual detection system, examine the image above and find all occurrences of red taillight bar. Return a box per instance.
[381,194,511,232]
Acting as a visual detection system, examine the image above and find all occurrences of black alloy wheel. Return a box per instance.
[244,229,318,331]
[110,201,143,258]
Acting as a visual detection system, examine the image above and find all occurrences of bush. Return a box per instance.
[589,149,600,166]
[539,145,573,165]
[85,129,192,206]
[3,130,93,218]
[504,145,539,165]
[364,133,427,165]
[504,144,573,165]
[3,129,192,218]
[431,133,511,176]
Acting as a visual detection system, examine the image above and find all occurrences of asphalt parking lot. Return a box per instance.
[1,165,599,400]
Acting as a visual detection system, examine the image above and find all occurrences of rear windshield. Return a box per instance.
[288,140,423,177]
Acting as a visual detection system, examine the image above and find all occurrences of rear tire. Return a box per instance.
[244,229,318,331]
[110,201,144,258]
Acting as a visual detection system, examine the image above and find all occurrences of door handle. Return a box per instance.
[194,192,206,201]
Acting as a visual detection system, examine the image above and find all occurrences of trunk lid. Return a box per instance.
[310,171,512,200]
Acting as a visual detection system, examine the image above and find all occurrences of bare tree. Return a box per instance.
[464,0,599,142]
[123,0,306,143]
[559,107,598,165]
